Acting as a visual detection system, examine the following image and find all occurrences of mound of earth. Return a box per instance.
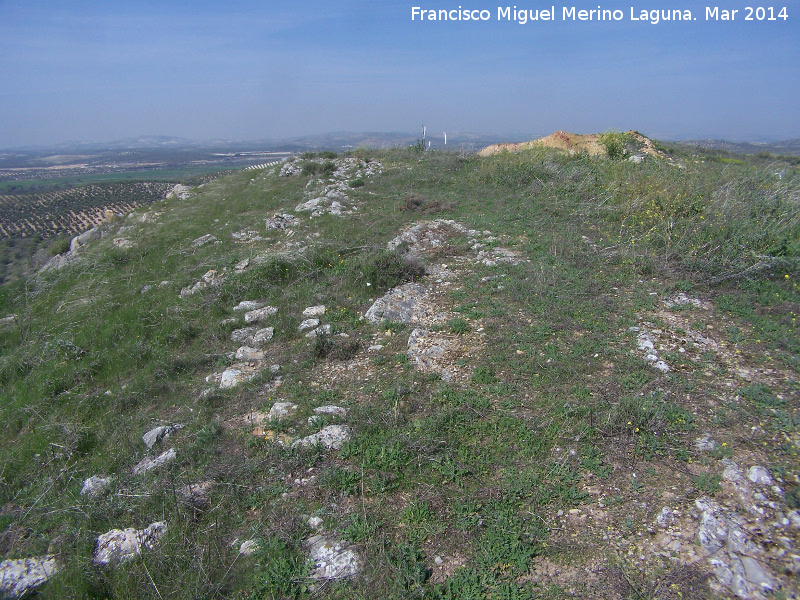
[478,130,664,158]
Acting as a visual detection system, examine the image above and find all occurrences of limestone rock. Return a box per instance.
[305,536,361,580]
[244,306,278,324]
[190,234,219,248]
[407,328,447,370]
[93,522,167,566]
[80,476,113,498]
[305,324,332,338]
[251,328,275,346]
[132,448,177,475]
[0,555,60,598]
[265,213,300,230]
[220,366,259,389]
[166,184,193,200]
[695,434,718,452]
[113,238,134,249]
[747,466,773,486]
[267,402,298,421]
[299,318,320,331]
[313,405,348,417]
[303,305,326,318]
[231,326,257,344]
[233,300,264,312]
[235,346,265,363]
[70,226,102,253]
[239,540,259,556]
[365,283,428,324]
[292,425,350,450]
[142,425,177,449]
[695,497,775,599]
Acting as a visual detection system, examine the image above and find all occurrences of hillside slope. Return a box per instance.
[0,147,798,599]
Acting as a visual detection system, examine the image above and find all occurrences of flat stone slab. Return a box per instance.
[235,346,266,363]
[142,425,178,449]
[0,556,60,598]
[233,300,264,312]
[220,365,260,389]
[303,305,326,318]
[292,425,350,450]
[268,402,298,421]
[93,522,167,566]
[244,306,278,324]
[299,318,320,331]
[132,448,176,475]
[80,475,113,498]
[305,536,361,580]
[365,283,427,324]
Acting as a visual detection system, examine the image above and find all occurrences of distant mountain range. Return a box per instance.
[4,132,800,156]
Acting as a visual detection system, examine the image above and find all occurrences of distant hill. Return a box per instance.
[478,130,664,158]
[679,138,800,156]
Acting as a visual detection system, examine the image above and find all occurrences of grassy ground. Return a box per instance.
[0,146,798,598]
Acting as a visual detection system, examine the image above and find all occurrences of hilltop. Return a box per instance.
[478,130,665,159]
[0,142,798,599]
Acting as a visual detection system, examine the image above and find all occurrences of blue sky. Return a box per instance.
[1,0,797,147]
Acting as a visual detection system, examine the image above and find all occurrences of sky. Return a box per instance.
[1,0,798,147]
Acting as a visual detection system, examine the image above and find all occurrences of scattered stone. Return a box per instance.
[0,314,17,327]
[252,328,275,346]
[220,366,259,389]
[365,283,428,324]
[368,344,383,352]
[303,305,326,318]
[475,247,524,266]
[93,522,167,566]
[166,184,193,200]
[722,459,745,483]
[268,402,298,421]
[0,555,60,598]
[664,293,705,309]
[265,213,300,230]
[142,425,176,449]
[132,448,177,475]
[70,226,102,253]
[407,328,447,370]
[113,238,134,249]
[235,346,266,363]
[313,405,348,417]
[695,497,775,599]
[239,540,259,556]
[178,481,214,511]
[244,306,278,324]
[180,269,225,297]
[190,234,219,248]
[305,535,361,581]
[231,326,257,344]
[234,300,264,312]
[80,476,113,498]
[299,318,320,331]
[632,327,670,373]
[747,466,773,486]
[655,506,675,527]
[306,324,332,338]
[231,230,264,242]
[234,258,250,272]
[307,516,324,530]
[292,425,350,450]
[695,434,718,452]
